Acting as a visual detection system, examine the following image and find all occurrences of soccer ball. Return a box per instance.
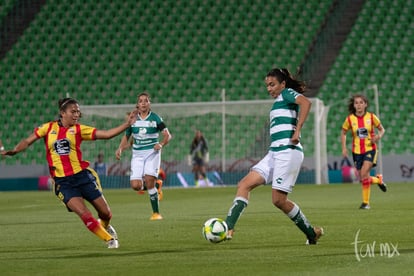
[202,218,228,243]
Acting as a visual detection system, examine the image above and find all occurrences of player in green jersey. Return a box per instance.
[225,68,323,244]
[116,92,172,220]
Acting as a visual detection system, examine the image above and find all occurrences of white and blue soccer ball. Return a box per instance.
[202,218,228,243]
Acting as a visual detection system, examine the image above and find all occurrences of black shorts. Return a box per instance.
[352,150,377,170]
[54,168,103,205]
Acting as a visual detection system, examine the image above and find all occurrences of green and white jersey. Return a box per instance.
[126,111,166,151]
[269,88,303,152]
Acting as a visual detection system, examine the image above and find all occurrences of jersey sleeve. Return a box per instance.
[372,113,381,127]
[80,125,97,140]
[125,126,132,137]
[282,88,300,103]
[34,122,52,138]
[155,113,167,131]
[342,116,350,131]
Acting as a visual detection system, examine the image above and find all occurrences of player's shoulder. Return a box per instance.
[149,111,163,121]
[36,120,57,129]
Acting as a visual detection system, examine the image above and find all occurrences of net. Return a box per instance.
[80,97,329,186]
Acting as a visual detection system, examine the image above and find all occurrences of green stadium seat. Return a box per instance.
[9,0,399,165]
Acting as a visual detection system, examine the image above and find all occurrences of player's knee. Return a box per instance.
[144,176,156,189]
[272,196,288,209]
[130,180,143,191]
[98,210,112,222]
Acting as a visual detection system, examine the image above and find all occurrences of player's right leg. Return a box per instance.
[359,161,373,209]
[225,170,265,239]
[130,153,145,191]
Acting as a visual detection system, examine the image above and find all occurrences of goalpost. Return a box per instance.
[80,96,329,185]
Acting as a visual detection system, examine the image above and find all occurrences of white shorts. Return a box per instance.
[130,149,161,181]
[252,149,303,193]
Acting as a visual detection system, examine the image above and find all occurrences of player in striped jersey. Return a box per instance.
[225,68,323,244]
[341,94,387,210]
[116,92,172,221]
[2,98,138,249]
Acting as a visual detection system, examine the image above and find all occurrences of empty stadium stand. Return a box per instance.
[0,0,413,167]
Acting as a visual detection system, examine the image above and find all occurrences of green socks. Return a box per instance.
[148,188,159,213]
[287,203,315,239]
[225,198,315,239]
[226,197,248,230]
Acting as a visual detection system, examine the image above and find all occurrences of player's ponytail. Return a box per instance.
[266,68,306,94]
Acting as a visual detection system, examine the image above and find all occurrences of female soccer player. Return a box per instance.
[225,68,323,244]
[188,130,209,187]
[341,94,387,209]
[116,92,172,220]
[1,98,138,248]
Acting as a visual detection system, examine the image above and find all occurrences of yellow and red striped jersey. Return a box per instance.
[35,121,97,177]
[342,112,381,154]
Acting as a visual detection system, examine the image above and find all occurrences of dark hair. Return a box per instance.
[58,98,80,119]
[266,68,306,93]
[348,94,368,114]
[58,98,78,111]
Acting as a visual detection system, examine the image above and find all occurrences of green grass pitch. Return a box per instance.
[0,182,413,275]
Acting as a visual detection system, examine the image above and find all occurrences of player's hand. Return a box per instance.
[126,109,138,125]
[291,132,300,145]
[115,148,122,160]
[1,149,17,156]
[154,143,163,151]
[371,135,380,144]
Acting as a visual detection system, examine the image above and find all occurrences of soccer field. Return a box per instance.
[0,182,413,275]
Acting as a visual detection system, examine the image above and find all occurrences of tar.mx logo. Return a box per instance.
[351,229,400,261]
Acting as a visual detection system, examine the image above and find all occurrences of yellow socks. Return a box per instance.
[361,178,371,204]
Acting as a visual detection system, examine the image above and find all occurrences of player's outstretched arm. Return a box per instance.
[95,109,138,140]
[1,133,38,156]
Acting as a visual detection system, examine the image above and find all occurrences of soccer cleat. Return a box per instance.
[156,179,163,201]
[150,213,163,220]
[107,238,119,249]
[359,203,371,209]
[105,224,119,248]
[106,225,118,240]
[306,226,324,245]
[226,229,234,241]
[376,174,387,192]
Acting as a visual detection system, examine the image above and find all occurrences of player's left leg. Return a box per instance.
[145,174,162,220]
[92,196,119,247]
[144,151,163,220]
[68,197,117,246]
[82,169,119,248]
[367,151,387,192]
[273,190,323,244]
[272,149,323,244]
